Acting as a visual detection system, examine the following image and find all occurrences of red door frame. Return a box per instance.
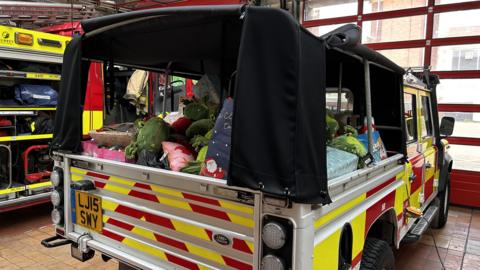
[302,0,480,207]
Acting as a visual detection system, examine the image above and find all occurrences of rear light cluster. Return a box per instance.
[261,215,293,270]
[50,166,64,227]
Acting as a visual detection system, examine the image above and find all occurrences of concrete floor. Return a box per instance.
[0,204,478,270]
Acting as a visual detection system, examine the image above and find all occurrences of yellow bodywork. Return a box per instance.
[313,85,440,269]
[0,25,69,54]
[0,26,103,196]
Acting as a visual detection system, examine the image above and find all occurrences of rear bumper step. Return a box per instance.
[402,205,438,244]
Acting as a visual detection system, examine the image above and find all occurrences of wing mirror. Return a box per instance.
[439,116,455,136]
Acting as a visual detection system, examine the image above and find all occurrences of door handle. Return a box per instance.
[409,174,416,182]
[425,162,432,169]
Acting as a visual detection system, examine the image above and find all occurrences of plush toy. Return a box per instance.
[196,146,208,162]
[190,129,213,151]
[180,161,202,175]
[179,145,209,175]
[329,134,367,158]
[163,112,192,135]
[171,117,191,134]
[175,97,219,175]
[161,141,194,171]
[125,117,170,159]
[200,158,225,179]
[329,134,368,168]
[184,102,209,121]
[342,125,358,136]
[326,114,339,141]
[186,119,214,138]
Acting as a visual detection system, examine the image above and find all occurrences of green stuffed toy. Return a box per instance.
[329,134,367,158]
[342,125,358,137]
[125,117,170,159]
[184,102,209,121]
[190,129,213,151]
[326,114,339,141]
[186,119,214,138]
[329,134,368,168]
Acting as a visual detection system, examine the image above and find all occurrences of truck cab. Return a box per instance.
[403,70,454,232]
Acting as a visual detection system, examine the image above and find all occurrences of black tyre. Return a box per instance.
[431,177,450,229]
[360,238,395,270]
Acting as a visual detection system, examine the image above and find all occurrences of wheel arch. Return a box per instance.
[365,208,399,247]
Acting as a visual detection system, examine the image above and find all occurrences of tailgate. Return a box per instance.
[65,155,261,270]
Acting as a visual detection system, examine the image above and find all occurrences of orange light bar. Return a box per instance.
[15,32,33,46]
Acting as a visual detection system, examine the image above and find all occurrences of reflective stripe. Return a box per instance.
[101,200,254,255]
[103,215,253,270]
[315,194,365,230]
[27,181,52,189]
[71,167,254,228]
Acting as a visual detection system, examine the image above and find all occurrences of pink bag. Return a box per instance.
[161,141,194,171]
[83,140,132,163]
[81,140,97,156]
[93,147,130,163]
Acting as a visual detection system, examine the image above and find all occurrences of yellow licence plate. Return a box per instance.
[75,191,103,233]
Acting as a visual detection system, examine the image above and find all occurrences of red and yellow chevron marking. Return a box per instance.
[102,215,253,270]
[101,199,254,255]
[313,171,406,270]
[70,167,254,229]
[102,228,210,270]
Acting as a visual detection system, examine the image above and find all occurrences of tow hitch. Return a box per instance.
[70,234,95,262]
[71,242,95,262]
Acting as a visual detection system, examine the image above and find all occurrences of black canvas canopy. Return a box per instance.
[53,5,404,204]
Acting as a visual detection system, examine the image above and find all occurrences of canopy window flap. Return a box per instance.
[52,35,89,153]
[229,7,330,204]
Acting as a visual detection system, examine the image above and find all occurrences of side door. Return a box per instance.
[418,92,438,205]
[404,90,423,209]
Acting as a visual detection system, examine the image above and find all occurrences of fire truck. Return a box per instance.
[42,5,454,270]
[0,25,69,212]
[0,25,103,213]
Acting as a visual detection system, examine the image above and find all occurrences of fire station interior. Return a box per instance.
[0,1,479,270]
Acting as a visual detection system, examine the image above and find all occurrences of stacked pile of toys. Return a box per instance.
[83,97,387,181]
[84,96,232,180]
[325,110,387,179]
